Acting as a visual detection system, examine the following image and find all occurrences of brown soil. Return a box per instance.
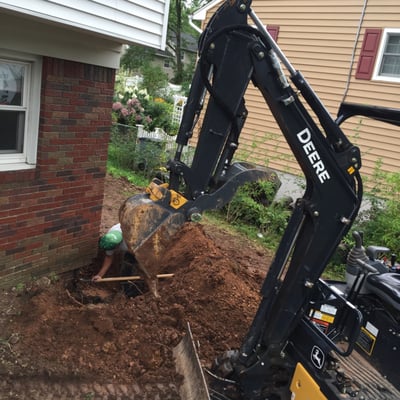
[0,174,272,399]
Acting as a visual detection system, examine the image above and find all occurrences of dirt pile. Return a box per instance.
[0,176,272,399]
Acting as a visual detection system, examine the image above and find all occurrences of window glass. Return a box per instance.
[0,52,41,170]
[0,62,24,106]
[0,110,25,153]
[379,34,400,77]
[0,61,27,156]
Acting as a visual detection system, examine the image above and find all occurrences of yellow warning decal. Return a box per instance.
[310,309,335,324]
[356,326,377,356]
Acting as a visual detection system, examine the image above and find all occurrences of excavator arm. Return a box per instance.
[120,1,360,293]
[119,1,400,398]
[177,2,363,399]
[119,2,280,294]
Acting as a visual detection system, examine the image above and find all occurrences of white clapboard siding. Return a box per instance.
[0,0,170,50]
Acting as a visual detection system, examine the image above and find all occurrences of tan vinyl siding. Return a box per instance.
[340,2,400,176]
[202,1,400,186]
[234,0,361,178]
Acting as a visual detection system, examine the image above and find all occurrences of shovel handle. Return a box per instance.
[96,273,174,283]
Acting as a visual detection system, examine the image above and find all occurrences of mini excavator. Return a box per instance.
[119,1,400,398]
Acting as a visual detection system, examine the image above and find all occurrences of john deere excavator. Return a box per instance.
[119,1,400,398]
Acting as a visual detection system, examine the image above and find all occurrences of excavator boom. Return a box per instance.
[119,1,400,398]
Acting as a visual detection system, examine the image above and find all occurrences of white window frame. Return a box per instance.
[373,28,400,83]
[0,50,42,171]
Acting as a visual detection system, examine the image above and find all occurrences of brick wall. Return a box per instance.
[0,57,115,288]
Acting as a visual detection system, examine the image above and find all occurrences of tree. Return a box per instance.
[168,0,184,84]
[120,45,155,74]
[167,0,211,84]
[119,44,167,97]
[119,1,213,85]
[141,64,169,97]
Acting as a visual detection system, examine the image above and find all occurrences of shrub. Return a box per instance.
[141,64,169,97]
[325,168,400,278]
[142,97,175,134]
[353,171,400,255]
[112,93,152,130]
[112,88,177,135]
[222,180,290,247]
[135,138,169,178]
[108,124,138,171]
[108,123,170,180]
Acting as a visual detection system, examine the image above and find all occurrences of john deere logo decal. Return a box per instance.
[311,346,325,369]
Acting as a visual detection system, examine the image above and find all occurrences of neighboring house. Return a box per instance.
[154,32,198,80]
[193,0,400,186]
[0,0,170,288]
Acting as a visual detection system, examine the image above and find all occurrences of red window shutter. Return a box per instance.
[355,28,382,80]
[267,25,280,42]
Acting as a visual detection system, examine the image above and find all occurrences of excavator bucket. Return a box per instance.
[173,323,210,400]
[119,193,186,297]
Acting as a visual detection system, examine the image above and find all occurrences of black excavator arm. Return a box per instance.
[120,1,400,398]
[177,2,362,398]
[177,0,362,341]
[168,0,361,220]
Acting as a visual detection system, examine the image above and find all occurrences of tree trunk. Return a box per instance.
[174,0,183,84]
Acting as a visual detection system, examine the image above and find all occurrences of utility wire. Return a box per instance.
[341,0,369,104]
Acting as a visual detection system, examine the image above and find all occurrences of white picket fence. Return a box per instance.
[136,125,176,151]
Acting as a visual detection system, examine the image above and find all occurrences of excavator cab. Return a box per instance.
[310,231,400,393]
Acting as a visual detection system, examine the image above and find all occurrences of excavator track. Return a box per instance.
[337,349,400,399]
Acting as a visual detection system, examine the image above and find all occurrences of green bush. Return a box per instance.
[221,180,290,248]
[141,64,168,97]
[353,170,400,255]
[134,138,169,178]
[108,124,138,171]
[142,98,175,134]
[325,168,400,279]
[108,123,170,180]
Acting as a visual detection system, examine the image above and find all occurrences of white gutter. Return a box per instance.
[189,14,203,34]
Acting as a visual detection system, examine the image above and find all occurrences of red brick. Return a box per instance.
[0,56,115,287]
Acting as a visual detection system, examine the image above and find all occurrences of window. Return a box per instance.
[373,29,400,83]
[0,62,26,153]
[0,51,42,171]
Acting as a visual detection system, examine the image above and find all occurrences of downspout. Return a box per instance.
[189,14,203,34]
[341,0,369,103]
